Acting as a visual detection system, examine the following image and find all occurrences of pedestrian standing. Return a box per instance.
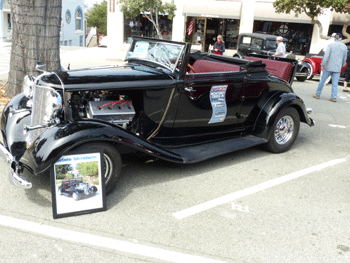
[321,33,336,84]
[272,36,286,57]
[342,49,350,92]
[212,35,225,55]
[322,33,336,54]
[313,33,347,102]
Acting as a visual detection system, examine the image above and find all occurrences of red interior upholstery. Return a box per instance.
[244,56,293,82]
[191,60,240,73]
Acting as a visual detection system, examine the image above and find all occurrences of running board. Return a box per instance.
[164,135,267,163]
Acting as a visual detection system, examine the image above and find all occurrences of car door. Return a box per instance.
[173,72,246,138]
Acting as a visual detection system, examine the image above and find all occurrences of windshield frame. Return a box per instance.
[125,37,187,74]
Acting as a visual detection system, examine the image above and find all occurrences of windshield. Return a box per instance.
[266,40,277,49]
[126,39,185,72]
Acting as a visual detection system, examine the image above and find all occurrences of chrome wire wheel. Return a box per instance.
[103,153,113,185]
[73,142,122,194]
[274,115,294,145]
[264,107,300,153]
[305,62,313,80]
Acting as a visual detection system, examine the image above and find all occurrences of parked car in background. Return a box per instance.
[233,33,309,82]
[233,33,293,58]
[298,49,347,81]
[0,36,314,196]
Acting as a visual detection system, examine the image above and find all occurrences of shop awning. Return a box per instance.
[183,1,241,19]
[254,2,312,23]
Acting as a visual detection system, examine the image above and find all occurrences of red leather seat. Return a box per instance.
[191,60,240,73]
[245,57,292,82]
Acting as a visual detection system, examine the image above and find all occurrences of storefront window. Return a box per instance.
[185,18,205,46]
[224,19,239,49]
[124,15,172,43]
[254,21,313,55]
[328,25,350,39]
[185,17,239,52]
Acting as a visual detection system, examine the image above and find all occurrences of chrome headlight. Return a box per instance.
[22,75,35,98]
[43,89,63,124]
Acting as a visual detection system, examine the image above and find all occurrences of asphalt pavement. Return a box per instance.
[0,46,350,262]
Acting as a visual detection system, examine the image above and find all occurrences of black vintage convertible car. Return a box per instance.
[58,178,98,201]
[0,37,314,194]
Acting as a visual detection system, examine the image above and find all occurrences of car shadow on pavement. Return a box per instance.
[24,173,52,208]
[104,143,303,210]
[18,135,311,211]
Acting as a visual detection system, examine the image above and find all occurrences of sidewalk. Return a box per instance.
[0,45,127,84]
[60,46,127,70]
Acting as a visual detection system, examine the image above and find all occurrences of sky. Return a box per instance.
[84,0,105,9]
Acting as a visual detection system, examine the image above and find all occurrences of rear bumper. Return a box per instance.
[0,142,32,189]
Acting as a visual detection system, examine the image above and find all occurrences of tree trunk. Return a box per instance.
[314,19,350,44]
[7,0,62,97]
[312,19,329,40]
[145,13,163,39]
[342,20,350,44]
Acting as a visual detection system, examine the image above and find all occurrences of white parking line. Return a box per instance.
[173,158,347,219]
[0,215,228,263]
[329,124,347,128]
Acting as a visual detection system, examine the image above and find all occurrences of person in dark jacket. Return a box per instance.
[343,49,350,92]
[212,35,225,55]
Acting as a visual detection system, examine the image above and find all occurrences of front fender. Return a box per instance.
[253,92,314,138]
[302,58,317,73]
[20,120,183,176]
[1,92,32,161]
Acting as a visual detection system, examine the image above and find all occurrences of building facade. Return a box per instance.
[60,0,85,47]
[107,0,350,55]
[0,0,11,43]
[0,0,85,47]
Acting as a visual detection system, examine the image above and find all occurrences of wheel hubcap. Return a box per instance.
[274,115,294,145]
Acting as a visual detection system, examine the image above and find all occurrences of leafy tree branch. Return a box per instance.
[118,0,176,39]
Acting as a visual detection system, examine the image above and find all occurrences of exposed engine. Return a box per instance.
[68,90,136,129]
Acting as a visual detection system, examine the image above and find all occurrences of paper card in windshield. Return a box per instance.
[132,41,149,58]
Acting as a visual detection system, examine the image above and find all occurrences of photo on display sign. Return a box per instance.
[51,150,106,219]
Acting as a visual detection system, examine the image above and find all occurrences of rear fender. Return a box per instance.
[20,120,183,176]
[253,92,313,138]
[233,52,244,59]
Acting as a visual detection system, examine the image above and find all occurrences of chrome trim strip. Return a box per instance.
[9,170,32,189]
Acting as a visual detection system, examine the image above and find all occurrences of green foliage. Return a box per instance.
[55,164,74,179]
[87,0,108,35]
[118,0,176,38]
[76,161,99,177]
[273,0,350,20]
[119,0,176,19]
